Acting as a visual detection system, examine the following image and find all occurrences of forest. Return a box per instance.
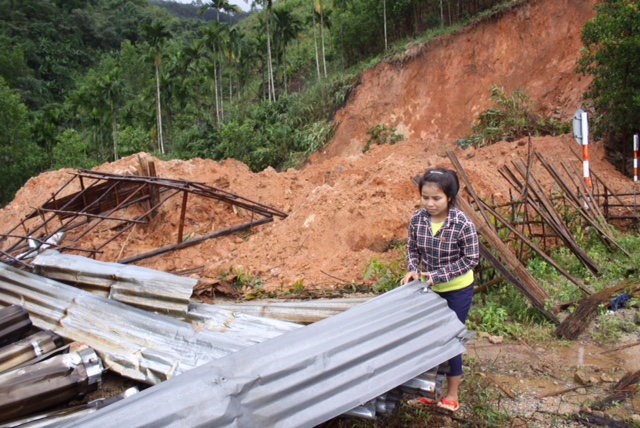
[0,0,637,207]
[0,0,518,206]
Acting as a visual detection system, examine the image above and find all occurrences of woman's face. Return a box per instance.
[420,183,450,220]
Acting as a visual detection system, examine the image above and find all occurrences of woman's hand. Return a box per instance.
[420,272,433,286]
[401,271,420,285]
[402,271,434,286]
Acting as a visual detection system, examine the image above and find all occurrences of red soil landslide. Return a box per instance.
[0,0,635,294]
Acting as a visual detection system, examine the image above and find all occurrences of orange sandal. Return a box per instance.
[436,398,459,412]
[407,397,437,408]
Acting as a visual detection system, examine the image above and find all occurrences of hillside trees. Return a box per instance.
[0,0,516,208]
[577,0,640,175]
[0,78,45,206]
[141,20,173,155]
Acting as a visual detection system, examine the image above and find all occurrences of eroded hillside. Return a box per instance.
[0,0,631,294]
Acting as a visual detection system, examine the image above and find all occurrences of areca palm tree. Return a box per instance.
[253,0,276,101]
[383,0,387,50]
[273,7,302,95]
[198,0,242,23]
[309,0,331,78]
[308,1,321,79]
[225,26,245,104]
[201,21,227,123]
[96,67,124,161]
[141,21,172,155]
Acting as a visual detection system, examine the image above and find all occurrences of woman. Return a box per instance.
[401,168,479,412]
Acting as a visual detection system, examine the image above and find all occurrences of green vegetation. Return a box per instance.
[577,0,640,176]
[362,124,404,153]
[0,0,514,206]
[363,255,404,293]
[455,85,570,149]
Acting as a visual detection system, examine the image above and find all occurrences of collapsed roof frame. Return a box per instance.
[0,168,287,268]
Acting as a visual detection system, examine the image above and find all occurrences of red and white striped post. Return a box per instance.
[579,110,591,188]
[634,134,638,182]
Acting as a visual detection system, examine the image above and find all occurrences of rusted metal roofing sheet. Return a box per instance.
[32,250,196,315]
[67,281,468,428]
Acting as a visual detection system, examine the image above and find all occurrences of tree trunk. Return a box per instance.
[111,105,118,161]
[383,0,388,51]
[312,1,320,79]
[283,42,288,95]
[266,15,275,101]
[218,48,224,120]
[154,61,165,155]
[213,53,220,123]
[319,2,327,77]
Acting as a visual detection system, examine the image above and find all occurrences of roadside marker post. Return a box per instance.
[634,134,638,182]
[573,109,592,188]
[634,134,638,221]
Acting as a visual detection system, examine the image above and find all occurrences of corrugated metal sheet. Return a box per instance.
[32,250,196,315]
[185,303,301,340]
[0,330,63,373]
[0,263,252,384]
[0,305,31,346]
[214,297,372,323]
[3,387,139,428]
[0,346,103,423]
[66,282,468,428]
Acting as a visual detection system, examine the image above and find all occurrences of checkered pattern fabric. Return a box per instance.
[406,206,479,285]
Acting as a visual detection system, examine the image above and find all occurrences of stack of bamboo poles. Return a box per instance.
[445,145,633,335]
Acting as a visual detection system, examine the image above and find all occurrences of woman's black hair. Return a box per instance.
[419,168,460,207]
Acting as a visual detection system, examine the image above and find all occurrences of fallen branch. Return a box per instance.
[488,376,515,399]
[591,370,640,411]
[536,383,594,399]
[573,410,634,428]
[600,340,640,355]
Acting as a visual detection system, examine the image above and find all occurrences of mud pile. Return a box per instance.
[0,0,633,293]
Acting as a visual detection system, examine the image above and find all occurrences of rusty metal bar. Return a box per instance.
[36,208,148,224]
[68,183,149,244]
[119,216,273,264]
[93,189,183,255]
[177,191,189,244]
[75,170,288,219]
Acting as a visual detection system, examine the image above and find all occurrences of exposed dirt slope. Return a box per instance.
[0,0,633,295]
[313,0,595,161]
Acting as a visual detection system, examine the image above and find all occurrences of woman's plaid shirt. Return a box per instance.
[406,206,480,285]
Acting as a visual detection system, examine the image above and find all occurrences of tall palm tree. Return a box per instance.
[225,26,245,104]
[309,0,321,79]
[201,21,227,123]
[96,67,124,161]
[315,0,327,77]
[383,0,388,51]
[141,21,172,155]
[253,0,275,101]
[198,0,242,23]
[199,1,240,118]
[273,7,302,95]
[332,0,352,68]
